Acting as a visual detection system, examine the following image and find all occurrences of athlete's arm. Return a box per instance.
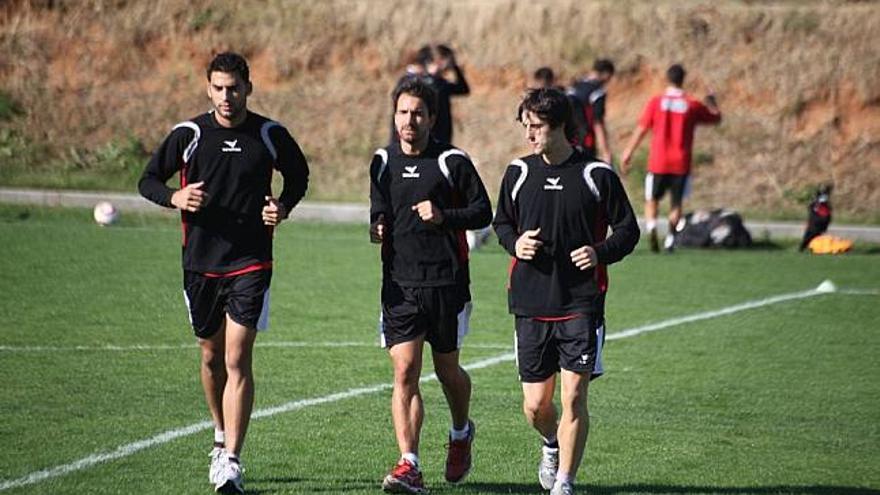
[620,125,649,175]
[437,157,492,230]
[592,170,640,265]
[446,63,470,96]
[592,94,612,163]
[695,95,722,124]
[621,99,657,173]
[138,127,195,208]
[593,121,612,164]
[492,166,521,257]
[271,126,310,215]
[369,152,390,242]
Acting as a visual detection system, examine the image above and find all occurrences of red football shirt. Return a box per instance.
[638,88,721,175]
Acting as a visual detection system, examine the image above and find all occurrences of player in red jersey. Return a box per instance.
[620,64,721,252]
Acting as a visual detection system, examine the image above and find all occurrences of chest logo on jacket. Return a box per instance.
[544,177,563,191]
[402,165,420,179]
[222,140,242,152]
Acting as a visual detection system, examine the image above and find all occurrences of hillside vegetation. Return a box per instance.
[1,0,878,221]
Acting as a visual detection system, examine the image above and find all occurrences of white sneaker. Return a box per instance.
[664,233,675,252]
[550,480,575,495]
[214,454,244,494]
[209,447,225,485]
[538,445,558,490]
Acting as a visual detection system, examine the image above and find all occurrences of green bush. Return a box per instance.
[0,91,23,122]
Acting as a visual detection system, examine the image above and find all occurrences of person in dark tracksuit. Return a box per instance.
[567,58,616,163]
[371,77,491,494]
[388,44,471,146]
[139,52,309,495]
[493,88,638,495]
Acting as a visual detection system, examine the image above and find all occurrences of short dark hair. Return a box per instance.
[392,76,438,117]
[435,44,454,59]
[532,67,556,87]
[593,58,615,75]
[415,45,434,66]
[517,88,572,132]
[667,64,686,86]
[207,52,250,83]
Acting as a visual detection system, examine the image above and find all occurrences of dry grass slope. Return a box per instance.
[1,0,878,220]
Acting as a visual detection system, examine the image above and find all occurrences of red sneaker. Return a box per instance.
[382,459,428,494]
[445,420,475,483]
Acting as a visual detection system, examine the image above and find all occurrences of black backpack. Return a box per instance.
[674,209,753,248]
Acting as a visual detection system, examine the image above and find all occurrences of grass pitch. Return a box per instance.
[0,205,878,494]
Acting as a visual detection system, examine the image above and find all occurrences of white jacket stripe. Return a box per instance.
[260,121,282,161]
[438,149,468,187]
[510,159,529,201]
[374,148,389,182]
[582,162,614,201]
[172,121,200,164]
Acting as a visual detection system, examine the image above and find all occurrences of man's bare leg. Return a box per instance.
[222,315,257,457]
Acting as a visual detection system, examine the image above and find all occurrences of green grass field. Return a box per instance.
[1,204,878,495]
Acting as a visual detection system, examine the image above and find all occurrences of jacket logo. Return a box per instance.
[402,165,420,178]
[544,177,563,190]
[222,140,242,152]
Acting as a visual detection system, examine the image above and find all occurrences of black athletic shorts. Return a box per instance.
[380,280,471,354]
[183,269,271,339]
[645,173,690,206]
[515,314,605,383]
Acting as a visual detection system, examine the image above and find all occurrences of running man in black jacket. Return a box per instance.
[139,52,309,495]
[371,77,492,494]
[493,88,638,495]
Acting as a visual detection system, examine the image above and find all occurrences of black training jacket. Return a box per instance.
[370,140,491,287]
[493,149,638,317]
[139,111,309,273]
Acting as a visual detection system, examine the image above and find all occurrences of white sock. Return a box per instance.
[401,452,420,468]
[646,219,657,232]
[556,471,572,485]
[214,427,225,445]
[450,422,470,441]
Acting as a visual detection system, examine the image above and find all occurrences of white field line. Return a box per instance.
[839,288,880,296]
[607,282,837,341]
[0,341,510,353]
[0,280,864,491]
[0,353,512,492]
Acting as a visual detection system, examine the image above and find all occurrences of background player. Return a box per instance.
[567,58,616,163]
[620,63,721,252]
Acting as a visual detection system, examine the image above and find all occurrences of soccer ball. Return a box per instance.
[93,201,119,226]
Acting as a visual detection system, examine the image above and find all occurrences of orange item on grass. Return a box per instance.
[807,235,853,254]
